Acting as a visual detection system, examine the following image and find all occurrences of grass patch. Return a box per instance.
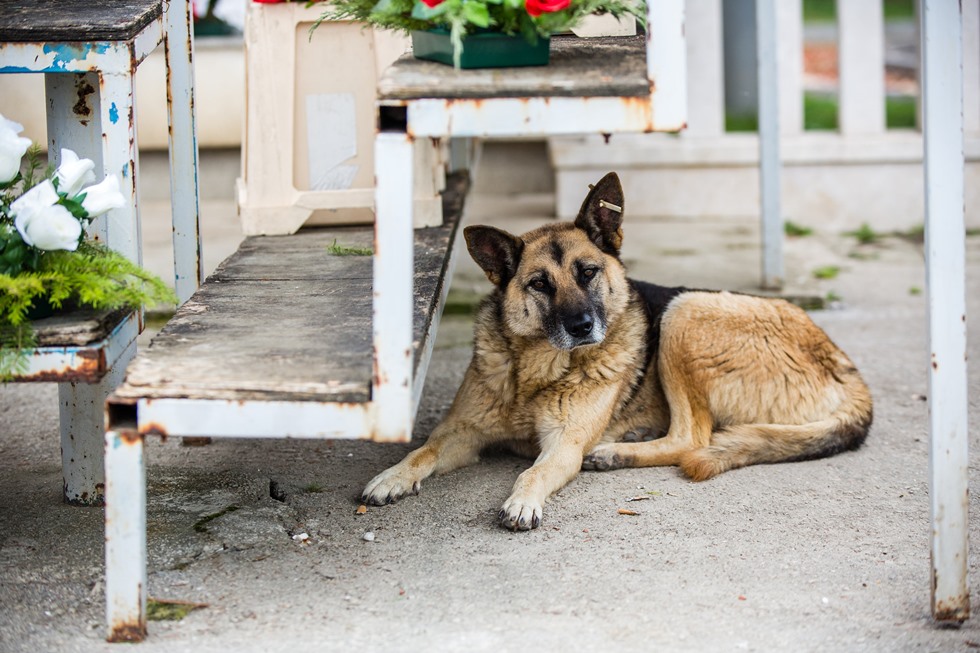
[304,483,324,493]
[726,112,758,133]
[804,0,914,22]
[784,221,814,237]
[813,265,841,280]
[730,95,918,132]
[326,239,373,256]
[886,95,917,129]
[804,94,838,131]
[443,288,484,316]
[825,290,842,303]
[966,227,980,237]
[193,505,239,533]
[845,223,881,245]
[909,286,922,296]
[147,599,207,622]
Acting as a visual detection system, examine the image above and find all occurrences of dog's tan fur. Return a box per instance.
[362,173,873,530]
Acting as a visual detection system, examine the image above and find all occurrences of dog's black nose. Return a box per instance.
[563,312,594,338]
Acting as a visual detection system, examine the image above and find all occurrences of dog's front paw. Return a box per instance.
[582,444,627,471]
[498,495,542,531]
[361,465,422,506]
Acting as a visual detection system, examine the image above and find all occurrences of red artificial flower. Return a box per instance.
[421,0,445,7]
[525,0,570,17]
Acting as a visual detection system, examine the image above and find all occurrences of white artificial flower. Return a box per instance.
[80,174,125,217]
[11,179,83,251]
[55,148,96,197]
[11,179,59,224]
[15,203,82,251]
[0,114,32,184]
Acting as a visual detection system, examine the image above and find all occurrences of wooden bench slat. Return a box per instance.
[378,35,649,101]
[113,172,468,404]
[0,0,161,43]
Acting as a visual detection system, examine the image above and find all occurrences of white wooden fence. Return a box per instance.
[550,0,980,233]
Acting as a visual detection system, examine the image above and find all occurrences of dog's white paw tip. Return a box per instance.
[498,501,542,531]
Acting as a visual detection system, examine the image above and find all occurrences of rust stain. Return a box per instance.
[73,77,96,118]
[107,619,146,643]
[19,347,106,383]
[119,429,143,445]
[934,595,970,622]
[139,422,169,439]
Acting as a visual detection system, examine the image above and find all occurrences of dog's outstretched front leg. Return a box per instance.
[499,387,618,531]
[362,418,486,505]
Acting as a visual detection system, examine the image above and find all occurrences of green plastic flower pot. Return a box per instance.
[411,28,550,69]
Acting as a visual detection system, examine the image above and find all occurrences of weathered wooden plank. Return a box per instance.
[114,172,468,404]
[0,0,161,42]
[32,307,131,347]
[378,35,648,100]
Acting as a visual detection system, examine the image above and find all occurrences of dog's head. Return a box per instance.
[464,172,631,350]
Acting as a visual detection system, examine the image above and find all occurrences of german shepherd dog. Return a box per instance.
[363,172,873,530]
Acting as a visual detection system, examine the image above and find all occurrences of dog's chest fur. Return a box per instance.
[469,282,682,442]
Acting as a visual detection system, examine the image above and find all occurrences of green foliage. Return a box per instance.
[326,239,373,256]
[812,265,840,280]
[846,223,881,245]
[804,0,914,23]
[886,96,917,129]
[804,93,838,131]
[318,0,645,66]
[725,112,757,133]
[784,221,813,237]
[0,243,178,380]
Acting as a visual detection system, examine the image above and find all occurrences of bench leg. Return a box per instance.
[59,339,135,505]
[104,426,148,642]
[45,71,140,505]
[164,0,204,303]
[372,130,415,442]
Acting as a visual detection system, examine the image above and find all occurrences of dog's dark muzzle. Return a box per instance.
[562,312,594,339]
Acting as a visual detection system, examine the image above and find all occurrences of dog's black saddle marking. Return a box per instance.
[629,280,688,374]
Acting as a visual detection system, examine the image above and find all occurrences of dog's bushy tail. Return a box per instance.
[679,374,873,481]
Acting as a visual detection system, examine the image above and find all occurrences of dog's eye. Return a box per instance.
[581,267,599,280]
[528,279,548,292]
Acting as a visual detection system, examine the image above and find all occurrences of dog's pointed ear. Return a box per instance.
[464,225,525,288]
[574,172,625,256]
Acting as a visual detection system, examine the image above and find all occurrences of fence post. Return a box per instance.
[922,0,970,624]
[839,0,886,134]
[756,0,782,290]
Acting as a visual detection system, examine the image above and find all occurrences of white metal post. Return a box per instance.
[45,72,113,505]
[164,0,204,303]
[922,0,971,624]
[104,427,148,642]
[646,0,687,132]
[756,0,783,290]
[838,0,886,135]
[98,69,142,265]
[683,0,724,137]
[373,130,415,442]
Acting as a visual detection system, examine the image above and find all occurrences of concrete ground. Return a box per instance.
[1,146,980,652]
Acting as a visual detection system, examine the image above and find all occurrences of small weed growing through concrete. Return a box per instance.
[813,265,841,280]
[846,223,881,245]
[327,239,373,256]
[826,291,842,303]
[784,221,814,237]
[909,286,922,296]
[147,599,207,621]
